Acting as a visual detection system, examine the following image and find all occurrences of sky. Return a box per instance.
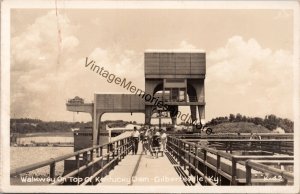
[10,8,294,123]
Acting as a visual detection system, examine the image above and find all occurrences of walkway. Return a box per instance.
[98,143,184,186]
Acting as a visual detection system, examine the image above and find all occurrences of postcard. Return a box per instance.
[1,0,299,193]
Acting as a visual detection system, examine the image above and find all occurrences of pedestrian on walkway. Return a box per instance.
[131,127,140,155]
[140,128,149,155]
[147,127,154,156]
[160,129,167,152]
[152,131,161,158]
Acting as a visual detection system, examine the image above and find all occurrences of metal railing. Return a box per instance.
[11,136,133,185]
[245,160,293,185]
[170,133,293,155]
[202,139,293,155]
[167,136,294,186]
[172,133,293,140]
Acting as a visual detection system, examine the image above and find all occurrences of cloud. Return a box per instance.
[206,36,293,119]
[88,47,144,81]
[171,37,293,121]
[11,11,81,120]
[11,10,145,121]
[11,13,294,124]
[178,40,197,50]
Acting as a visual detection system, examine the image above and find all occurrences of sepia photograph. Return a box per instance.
[1,0,299,193]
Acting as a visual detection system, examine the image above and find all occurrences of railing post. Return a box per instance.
[178,140,182,166]
[100,147,103,158]
[194,146,198,184]
[183,143,186,170]
[106,144,110,176]
[112,142,116,170]
[173,139,180,159]
[203,149,207,185]
[217,153,221,185]
[178,139,181,162]
[96,148,100,157]
[120,139,124,160]
[174,138,176,160]
[116,141,119,160]
[176,139,180,162]
[112,143,115,160]
[90,150,94,161]
[231,157,237,185]
[217,154,220,171]
[50,162,55,182]
[123,139,126,156]
[100,151,104,179]
[198,149,202,185]
[107,144,110,162]
[188,144,191,176]
[127,138,130,155]
[124,139,127,156]
[90,150,95,182]
[75,154,80,185]
[125,138,128,155]
[83,152,88,165]
[245,161,252,185]
[76,154,80,169]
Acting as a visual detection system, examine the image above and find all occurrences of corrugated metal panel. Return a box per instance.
[145,52,205,76]
[95,94,145,110]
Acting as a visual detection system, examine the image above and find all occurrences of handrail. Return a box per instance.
[171,133,293,139]
[167,136,228,185]
[11,136,133,183]
[10,142,115,176]
[187,138,293,155]
[167,135,294,186]
[187,139,293,142]
[245,160,294,185]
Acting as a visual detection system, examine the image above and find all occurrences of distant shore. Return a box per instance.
[17,132,73,137]
[11,132,74,147]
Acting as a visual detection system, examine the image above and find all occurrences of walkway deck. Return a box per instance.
[98,143,184,186]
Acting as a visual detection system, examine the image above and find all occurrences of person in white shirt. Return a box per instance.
[131,127,140,155]
[146,127,154,156]
[160,130,167,152]
[152,131,161,158]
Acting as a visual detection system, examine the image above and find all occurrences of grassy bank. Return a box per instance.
[211,122,271,133]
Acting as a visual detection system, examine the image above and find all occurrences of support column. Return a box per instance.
[190,105,197,131]
[93,110,105,146]
[93,114,97,146]
[93,94,97,146]
[195,79,205,103]
[145,105,152,126]
[189,106,197,123]
[169,105,178,127]
[198,105,205,120]
[196,79,205,119]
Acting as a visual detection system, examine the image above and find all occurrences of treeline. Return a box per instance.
[11,118,42,124]
[10,119,91,134]
[10,118,134,134]
[205,114,293,133]
[105,120,137,128]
